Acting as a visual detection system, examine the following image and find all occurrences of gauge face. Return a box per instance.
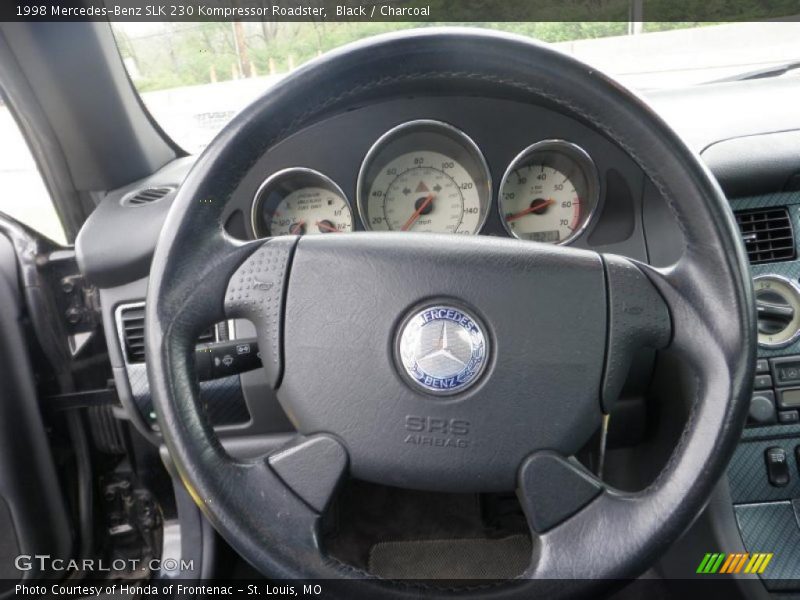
[368,152,482,233]
[359,121,490,234]
[754,275,800,348]
[268,187,351,236]
[252,168,352,238]
[499,140,599,244]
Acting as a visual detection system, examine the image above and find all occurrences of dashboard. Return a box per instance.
[75,92,656,454]
[219,96,648,261]
[250,119,599,244]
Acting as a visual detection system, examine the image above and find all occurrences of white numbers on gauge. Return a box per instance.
[358,120,491,235]
[268,187,351,236]
[499,140,599,245]
[251,168,353,238]
[366,151,482,233]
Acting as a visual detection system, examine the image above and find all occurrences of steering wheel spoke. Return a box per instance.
[268,434,349,513]
[600,253,672,412]
[516,450,603,534]
[224,237,296,387]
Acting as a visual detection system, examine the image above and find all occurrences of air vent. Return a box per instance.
[119,304,216,364]
[735,207,796,265]
[121,186,174,207]
[119,305,146,363]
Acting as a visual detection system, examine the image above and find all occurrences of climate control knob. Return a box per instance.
[754,275,800,348]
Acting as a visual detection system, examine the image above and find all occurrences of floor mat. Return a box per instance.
[368,534,532,579]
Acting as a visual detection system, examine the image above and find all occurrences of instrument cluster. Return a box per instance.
[250,119,601,245]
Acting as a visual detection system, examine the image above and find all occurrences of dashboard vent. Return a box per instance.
[121,186,174,207]
[119,304,216,364]
[735,207,796,265]
[119,305,146,363]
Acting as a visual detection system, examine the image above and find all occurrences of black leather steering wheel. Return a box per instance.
[146,29,755,596]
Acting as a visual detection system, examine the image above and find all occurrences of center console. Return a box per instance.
[728,191,800,591]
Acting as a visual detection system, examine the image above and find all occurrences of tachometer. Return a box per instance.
[499,140,600,244]
[358,121,491,234]
[252,168,352,238]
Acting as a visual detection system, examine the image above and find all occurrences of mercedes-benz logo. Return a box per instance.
[397,304,489,395]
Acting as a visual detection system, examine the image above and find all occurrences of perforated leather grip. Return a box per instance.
[225,238,296,387]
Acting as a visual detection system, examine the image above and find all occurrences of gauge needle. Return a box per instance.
[289,220,306,235]
[315,220,341,233]
[505,198,556,223]
[401,193,435,231]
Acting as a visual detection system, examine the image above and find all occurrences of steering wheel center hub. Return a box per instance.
[396,302,489,395]
[275,233,608,493]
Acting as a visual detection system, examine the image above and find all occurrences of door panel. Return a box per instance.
[0,232,72,590]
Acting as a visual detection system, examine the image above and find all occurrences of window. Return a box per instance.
[0,96,67,245]
[113,22,800,155]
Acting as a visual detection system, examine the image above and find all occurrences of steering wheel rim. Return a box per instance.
[145,28,755,596]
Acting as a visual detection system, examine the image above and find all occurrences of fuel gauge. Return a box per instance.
[252,168,353,238]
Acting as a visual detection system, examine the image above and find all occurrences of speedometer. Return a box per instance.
[358,120,490,234]
[499,140,600,245]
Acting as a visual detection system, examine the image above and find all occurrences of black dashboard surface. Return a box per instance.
[225,97,646,251]
[78,94,652,288]
[77,77,800,290]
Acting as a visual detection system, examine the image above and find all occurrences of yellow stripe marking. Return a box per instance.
[745,554,760,573]
[758,554,773,574]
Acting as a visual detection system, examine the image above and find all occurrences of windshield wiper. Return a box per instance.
[708,60,800,83]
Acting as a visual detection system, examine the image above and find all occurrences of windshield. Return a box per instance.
[113,21,800,154]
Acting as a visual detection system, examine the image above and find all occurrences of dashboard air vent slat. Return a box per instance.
[121,186,174,207]
[734,207,796,265]
[119,305,146,363]
[119,304,216,364]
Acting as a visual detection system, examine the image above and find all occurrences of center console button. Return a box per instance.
[765,447,790,487]
[754,374,773,390]
[771,356,800,386]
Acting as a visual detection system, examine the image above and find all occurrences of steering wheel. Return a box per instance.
[146,29,755,596]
